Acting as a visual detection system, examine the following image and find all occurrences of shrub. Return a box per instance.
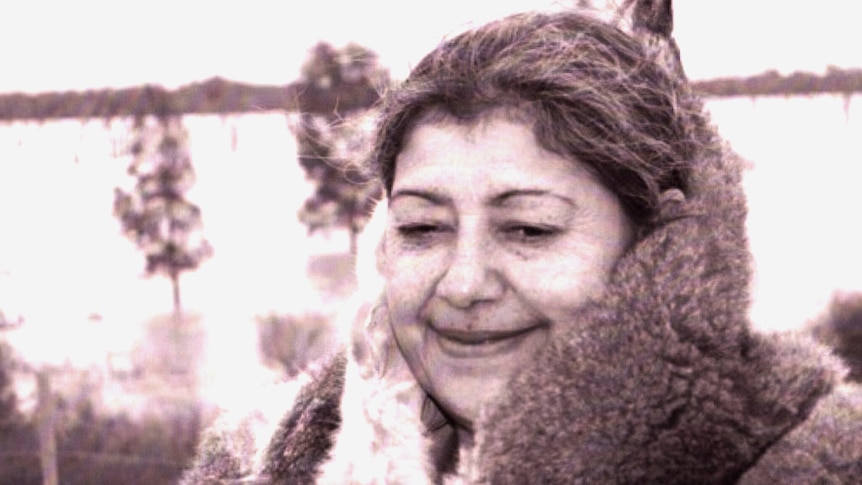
[56,399,201,484]
[0,392,202,484]
[256,313,337,377]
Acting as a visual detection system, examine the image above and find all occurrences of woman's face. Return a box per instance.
[381,114,634,429]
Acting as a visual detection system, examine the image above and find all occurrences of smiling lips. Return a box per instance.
[435,326,538,344]
[431,323,546,358]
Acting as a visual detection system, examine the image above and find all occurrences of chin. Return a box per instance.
[430,365,513,428]
[418,326,550,425]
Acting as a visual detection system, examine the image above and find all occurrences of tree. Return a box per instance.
[292,42,389,254]
[114,115,212,314]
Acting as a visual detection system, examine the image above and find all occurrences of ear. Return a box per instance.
[635,0,673,37]
[657,188,686,221]
[617,0,685,80]
[659,188,685,205]
[618,0,674,38]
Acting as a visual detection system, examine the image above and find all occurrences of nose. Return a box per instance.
[435,223,505,309]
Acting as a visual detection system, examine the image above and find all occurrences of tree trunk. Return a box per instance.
[171,272,182,317]
[349,227,359,256]
[36,371,58,485]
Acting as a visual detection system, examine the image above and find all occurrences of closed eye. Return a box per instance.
[501,224,560,243]
[394,222,452,248]
[397,223,446,237]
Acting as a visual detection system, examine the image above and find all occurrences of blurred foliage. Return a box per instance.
[257,313,337,377]
[0,309,204,483]
[0,341,20,428]
[0,333,202,485]
[0,396,201,484]
[114,116,212,313]
[129,313,206,385]
[306,252,358,300]
[2,68,862,121]
[293,42,388,253]
[55,400,200,484]
[295,111,382,253]
[691,66,862,98]
[809,292,862,382]
[295,42,389,115]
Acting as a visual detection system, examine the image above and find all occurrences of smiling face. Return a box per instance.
[380,113,634,431]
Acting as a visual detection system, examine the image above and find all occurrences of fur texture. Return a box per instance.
[261,355,345,483]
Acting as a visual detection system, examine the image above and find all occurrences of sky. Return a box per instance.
[1,0,861,94]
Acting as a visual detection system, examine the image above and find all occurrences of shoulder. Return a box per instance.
[180,354,346,484]
[740,382,862,483]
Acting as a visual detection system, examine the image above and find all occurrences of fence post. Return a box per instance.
[36,370,58,485]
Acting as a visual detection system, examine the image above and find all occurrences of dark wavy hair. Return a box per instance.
[369,11,709,226]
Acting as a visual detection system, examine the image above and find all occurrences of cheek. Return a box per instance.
[384,278,433,379]
[381,237,448,302]
[382,251,441,333]
[513,254,612,321]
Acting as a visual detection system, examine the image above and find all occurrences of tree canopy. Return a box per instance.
[292,42,389,253]
[113,116,212,313]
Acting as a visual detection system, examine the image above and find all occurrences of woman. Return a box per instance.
[183,3,862,484]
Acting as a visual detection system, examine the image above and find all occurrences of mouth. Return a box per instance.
[430,323,547,358]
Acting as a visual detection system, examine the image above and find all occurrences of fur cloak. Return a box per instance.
[180,125,862,483]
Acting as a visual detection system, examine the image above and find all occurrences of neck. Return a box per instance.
[457,426,475,452]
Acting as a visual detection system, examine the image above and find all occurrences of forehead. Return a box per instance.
[392,114,598,196]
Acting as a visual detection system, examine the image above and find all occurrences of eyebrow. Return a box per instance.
[390,188,577,207]
[490,189,577,208]
[390,188,452,205]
